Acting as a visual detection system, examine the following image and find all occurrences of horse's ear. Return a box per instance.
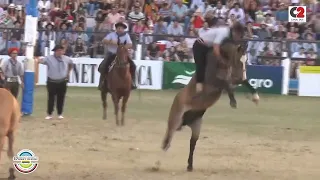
[124,40,127,45]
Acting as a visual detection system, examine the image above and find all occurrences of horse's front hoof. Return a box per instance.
[162,138,170,151]
[187,165,193,172]
[252,93,260,105]
[230,101,237,109]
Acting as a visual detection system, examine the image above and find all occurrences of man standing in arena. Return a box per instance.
[0,48,24,98]
[37,45,73,120]
[98,22,136,90]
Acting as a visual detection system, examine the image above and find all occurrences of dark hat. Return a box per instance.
[115,22,127,29]
[52,44,64,51]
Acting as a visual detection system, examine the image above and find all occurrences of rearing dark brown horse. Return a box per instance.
[100,41,132,126]
[161,42,260,172]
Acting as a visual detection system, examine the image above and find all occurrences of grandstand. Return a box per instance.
[0,0,318,62]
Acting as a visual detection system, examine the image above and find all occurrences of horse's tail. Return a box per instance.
[10,97,20,130]
[162,91,183,150]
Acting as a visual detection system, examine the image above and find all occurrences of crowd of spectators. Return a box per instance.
[0,0,319,67]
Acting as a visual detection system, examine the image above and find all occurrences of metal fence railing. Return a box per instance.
[0,28,319,69]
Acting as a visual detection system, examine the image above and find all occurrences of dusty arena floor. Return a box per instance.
[0,87,319,180]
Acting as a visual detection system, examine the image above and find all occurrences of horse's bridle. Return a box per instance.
[114,55,129,68]
[114,46,129,68]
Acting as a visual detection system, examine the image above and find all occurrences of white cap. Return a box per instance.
[8,4,15,8]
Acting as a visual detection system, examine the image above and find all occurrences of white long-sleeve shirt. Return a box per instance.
[200,26,230,47]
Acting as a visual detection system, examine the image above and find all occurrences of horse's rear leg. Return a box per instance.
[187,118,203,172]
[162,94,188,151]
[7,131,15,180]
[227,88,237,108]
[0,135,5,162]
[120,94,130,126]
[220,79,237,108]
[111,95,120,126]
[101,91,108,120]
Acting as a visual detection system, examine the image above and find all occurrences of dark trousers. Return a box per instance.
[46,80,67,115]
[193,40,210,83]
[5,82,19,98]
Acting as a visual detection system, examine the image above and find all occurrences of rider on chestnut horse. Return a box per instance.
[98,22,136,90]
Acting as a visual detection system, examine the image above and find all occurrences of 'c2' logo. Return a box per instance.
[289,6,305,18]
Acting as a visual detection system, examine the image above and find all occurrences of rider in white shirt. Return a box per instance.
[193,19,260,107]
[192,18,230,93]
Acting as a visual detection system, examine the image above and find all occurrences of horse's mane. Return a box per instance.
[205,40,245,84]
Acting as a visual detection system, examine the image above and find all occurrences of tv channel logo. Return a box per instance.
[13,149,39,174]
[288,6,306,23]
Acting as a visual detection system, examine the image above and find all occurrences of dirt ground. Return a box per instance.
[0,87,320,180]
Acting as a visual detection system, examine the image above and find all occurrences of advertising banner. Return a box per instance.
[134,60,163,90]
[236,65,283,94]
[162,62,195,89]
[37,58,163,89]
[298,66,320,97]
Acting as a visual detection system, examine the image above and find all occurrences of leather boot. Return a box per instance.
[98,75,104,90]
[129,60,137,90]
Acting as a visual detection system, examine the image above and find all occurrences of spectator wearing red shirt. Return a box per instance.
[191,8,204,31]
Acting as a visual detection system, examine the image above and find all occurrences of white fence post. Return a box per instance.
[281,52,290,95]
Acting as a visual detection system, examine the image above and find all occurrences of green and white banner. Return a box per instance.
[162,62,195,89]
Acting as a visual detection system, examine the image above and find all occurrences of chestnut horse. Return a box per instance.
[0,88,20,179]
[100,41,132,126]
[161,42,260,171]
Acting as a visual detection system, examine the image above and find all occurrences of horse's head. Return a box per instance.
[230,42,248,84]
[115,40,129,68]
